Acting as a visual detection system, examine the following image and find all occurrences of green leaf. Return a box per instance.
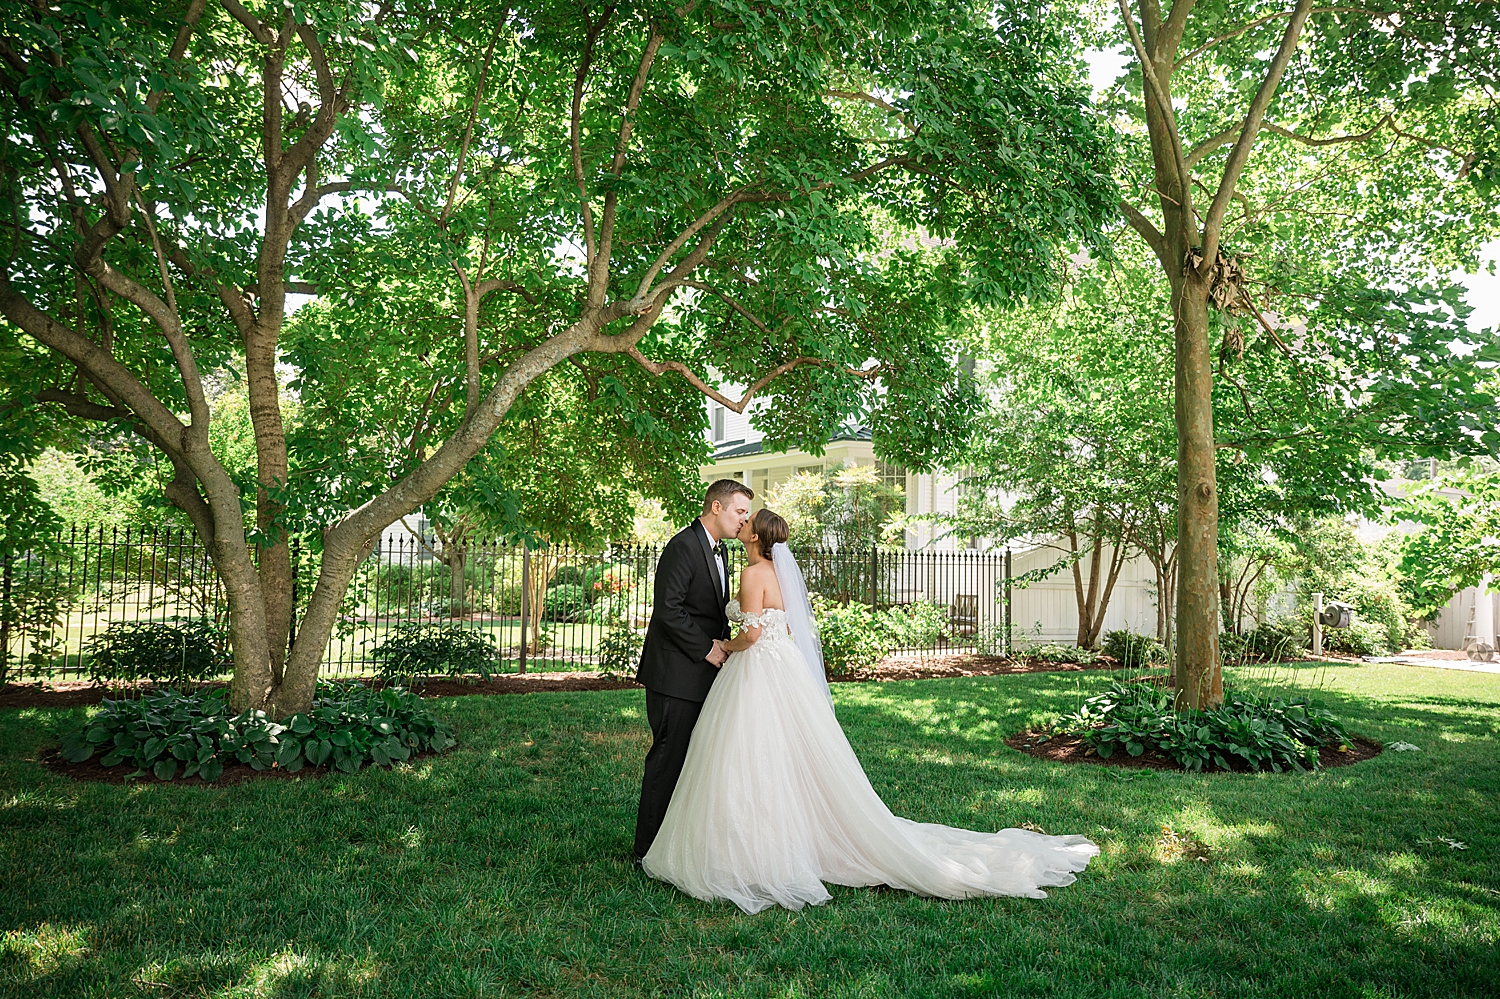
[274,739,302,767]
[60,731,95,763]
[153,758,178,781]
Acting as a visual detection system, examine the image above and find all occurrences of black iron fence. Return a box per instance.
[2,525,1014,681]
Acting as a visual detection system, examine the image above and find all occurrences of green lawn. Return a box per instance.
[1,663,1496,998]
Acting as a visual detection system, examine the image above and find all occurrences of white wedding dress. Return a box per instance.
[642,599,1099,914]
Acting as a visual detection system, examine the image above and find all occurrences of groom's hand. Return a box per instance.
[706,640,728,667]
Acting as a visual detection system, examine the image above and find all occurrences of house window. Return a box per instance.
[796,464,823,477]
[711,405,726,442]
[877,461,907,493]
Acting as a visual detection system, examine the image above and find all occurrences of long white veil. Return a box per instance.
[771,542,830,702]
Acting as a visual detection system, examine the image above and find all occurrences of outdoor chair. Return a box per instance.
[950,594,979,637]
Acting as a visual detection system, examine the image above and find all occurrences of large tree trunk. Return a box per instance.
[1117,0,1313,707]
[1172,282,1223,708]
[244,319,295,681]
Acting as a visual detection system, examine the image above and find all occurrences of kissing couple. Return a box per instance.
[631,479,1098,914]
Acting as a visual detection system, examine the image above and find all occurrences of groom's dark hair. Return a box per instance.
[703,478,753,513]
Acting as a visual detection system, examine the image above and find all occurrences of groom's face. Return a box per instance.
[706,494,752,541]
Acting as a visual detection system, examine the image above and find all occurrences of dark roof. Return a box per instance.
[708,424,870,461]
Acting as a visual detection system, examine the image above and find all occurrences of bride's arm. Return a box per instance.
[721,567,766,652]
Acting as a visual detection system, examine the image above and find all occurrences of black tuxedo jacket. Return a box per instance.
[635,521,732,702]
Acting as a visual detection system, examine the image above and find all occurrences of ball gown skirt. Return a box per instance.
[642,603,1099,914]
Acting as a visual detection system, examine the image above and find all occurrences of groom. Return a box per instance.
[633,478,754,861]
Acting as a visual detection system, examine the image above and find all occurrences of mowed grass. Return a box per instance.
[0,663,1496,999]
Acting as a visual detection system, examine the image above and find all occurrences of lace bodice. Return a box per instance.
[726,599,791,641]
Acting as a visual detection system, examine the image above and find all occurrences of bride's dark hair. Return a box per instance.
[749,508,789,559]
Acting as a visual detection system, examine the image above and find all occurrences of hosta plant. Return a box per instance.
[1062,680,1351,773]
[59,681,455,781]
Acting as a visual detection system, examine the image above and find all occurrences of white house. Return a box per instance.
[697,399,1166,645]
[697,400,1500,651]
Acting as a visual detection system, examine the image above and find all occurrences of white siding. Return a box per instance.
[1428,585,1499,650]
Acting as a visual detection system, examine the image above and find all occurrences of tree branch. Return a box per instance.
[822,89,915,133]
[623,348,882,414]
[1184,125,1242,169]
[36,388,129,423]
[1119,199,1168,264]
[610,27,664,177]
[571,4,618,267]
[634,190,745,301]
[441,18,506,226]
[474,277,538,305]
[679,279,785,334]
[145,0,206,113]
[1118,0,1194,216]
[1200,0,1315,271]
[4,282,188,449]
[128,191,211,432]
[1174,7,1393,71]
[221,0,276,45]
[1157,0,1200,67]
[597,25,665,274]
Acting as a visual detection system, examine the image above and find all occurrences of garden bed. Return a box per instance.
[1006,730,1383,772]
[0,653,1126,709]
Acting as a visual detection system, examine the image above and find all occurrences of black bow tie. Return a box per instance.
[714,542,727,558]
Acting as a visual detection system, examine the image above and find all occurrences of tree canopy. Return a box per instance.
[0,0,1115,713]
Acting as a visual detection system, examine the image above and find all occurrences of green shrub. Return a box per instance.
[58,681,456,781]
[544,583,589,622]
[1061,680,1351,773]
[975,623,1009,656]
[814,601,893,677]
[86,619,229,687]
[597,625,643,678]
[878,601,950,648]
[1102,630,1168,668]
[1322,619,1389,657]
[551,565,590,589]
[1222,621,1305,663]
[371,623,497,685]
[1026,642,1101,665]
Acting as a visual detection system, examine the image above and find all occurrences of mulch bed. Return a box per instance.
[0,655,1121,710]
[0,674,645,709]
[835,654,1121,682]
[16,655,1375,785]
[1005,731,1383,773]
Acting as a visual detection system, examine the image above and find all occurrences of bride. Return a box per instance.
[642,508,1099,914]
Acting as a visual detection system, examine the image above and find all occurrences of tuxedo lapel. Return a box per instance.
[692,521,724,601]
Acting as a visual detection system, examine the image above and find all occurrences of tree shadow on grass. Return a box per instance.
[2,679,1498,997]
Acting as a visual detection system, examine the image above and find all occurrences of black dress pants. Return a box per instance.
[633,688,704,859]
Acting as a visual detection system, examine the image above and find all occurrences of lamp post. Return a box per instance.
[1312,591,1324,657]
